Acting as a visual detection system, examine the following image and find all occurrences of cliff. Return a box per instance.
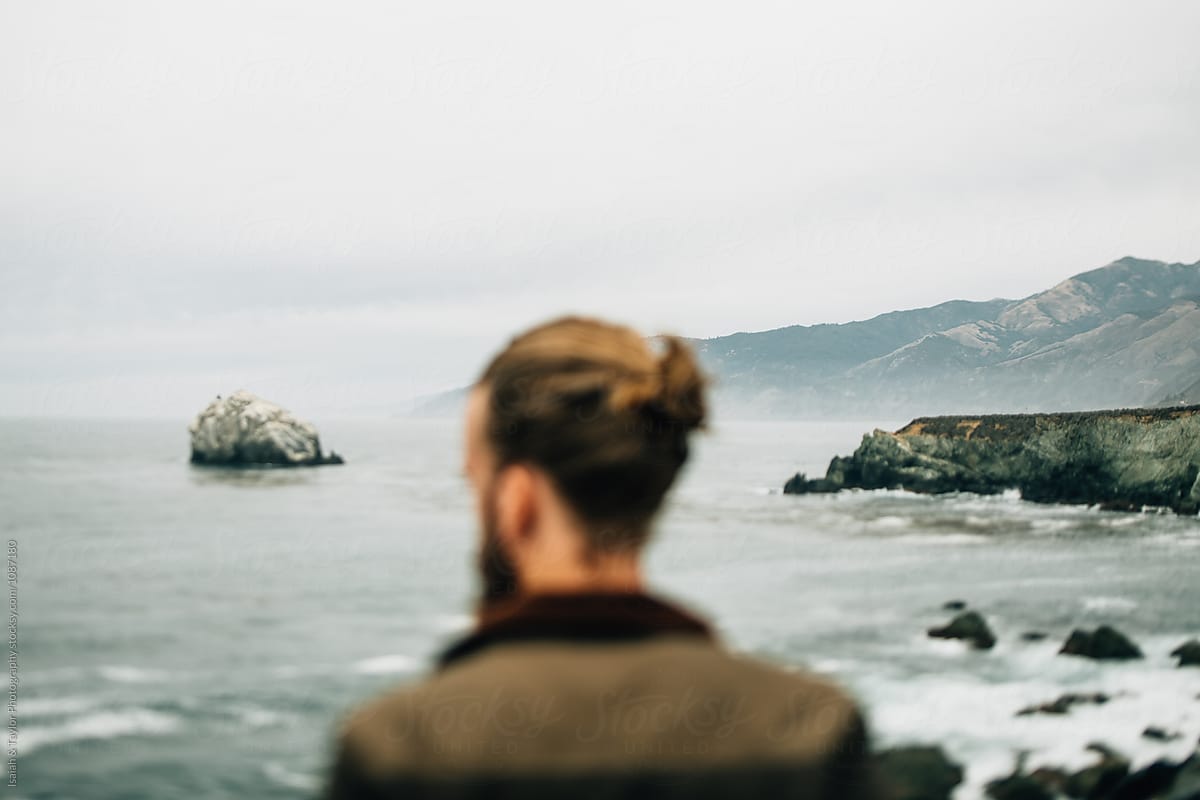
[783,405,1200,514]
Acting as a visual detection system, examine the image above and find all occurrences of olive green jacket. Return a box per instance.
[322,591,884,799]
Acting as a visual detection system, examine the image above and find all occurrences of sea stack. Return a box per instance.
[188,390,345,467]
[783,405,1200,514]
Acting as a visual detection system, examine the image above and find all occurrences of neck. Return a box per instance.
[518,550,644,596]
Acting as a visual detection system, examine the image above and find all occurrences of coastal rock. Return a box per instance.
[1059,626,1143,661]
[873,745,964,800]
[1142,726,1182,742]
[1171,639,1200,667]
[1109,758,1185,799]
[1018,748,1196,800]
[188,390,345,467]
[1165,756,1200,800]
[1026,767,1068,796]
[985,773,1054,800]
[1016,692,1110,716]
[782,405,1200,514]
[1063,744,1129,798]
[928,611,997,650]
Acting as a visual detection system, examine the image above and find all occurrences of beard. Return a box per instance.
[476,476,519,612]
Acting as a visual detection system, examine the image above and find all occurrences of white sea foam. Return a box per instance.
[854,635,1200,799]
[230,705,295,728]
[1081,596,1138,612]
[890,532,990,545]
[97,665,171,683]
[430,612,473,632]
[352,654,420,675]
[19,708,181,757]
[262,761,321,792]
[1028,518,1076,532]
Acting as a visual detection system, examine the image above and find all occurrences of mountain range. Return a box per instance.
[411,256,1200,420]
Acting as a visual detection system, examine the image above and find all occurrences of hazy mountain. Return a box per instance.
[408,256,1200,420]
[404,386,470,418]
[1160,376,1200,407]
[697,256,1200,418]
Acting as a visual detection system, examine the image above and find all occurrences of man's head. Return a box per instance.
[463,315,710,608]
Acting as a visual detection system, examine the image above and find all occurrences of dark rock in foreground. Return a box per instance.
[188,390,345,467]
[985,772,1055,800]
[928,610,997,650]
[1063,744,1129,799]
[1171,639,1200,667]
[1166,757,1200,800]
[783,405,1200,514]
[1008,745,1198,800]
[874,745,964,800]
[1060,626,1143,661]
[1109,758,1187,799]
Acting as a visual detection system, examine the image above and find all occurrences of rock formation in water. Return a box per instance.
[188,390,345,467]
[1170,639,1200,667]
[874,745,964,800]
[1059,625,1143,661]
[1016,692,1111,716]
[783,405,1200,514]
[927,610,997,650]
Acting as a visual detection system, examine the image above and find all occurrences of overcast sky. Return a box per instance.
[3,1,1199,417]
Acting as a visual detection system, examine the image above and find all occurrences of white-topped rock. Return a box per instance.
[188,390,344,466]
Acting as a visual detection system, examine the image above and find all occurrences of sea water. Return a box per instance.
[3,417,1198,799]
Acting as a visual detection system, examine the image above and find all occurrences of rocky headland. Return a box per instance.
[784,405,1200,514]
[188,390,344,467]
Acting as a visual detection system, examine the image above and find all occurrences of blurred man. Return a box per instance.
[323,315,881,799]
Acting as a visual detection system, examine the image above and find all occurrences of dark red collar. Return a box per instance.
[437,590,715,669]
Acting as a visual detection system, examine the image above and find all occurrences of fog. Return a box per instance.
[3,1,1199,416]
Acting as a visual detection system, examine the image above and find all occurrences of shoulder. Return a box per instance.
[330,637,870,774]
[331,682,432,780]
[710,647,868,754]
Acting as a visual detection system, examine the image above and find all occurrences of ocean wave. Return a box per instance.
[889,532,990,545]
[262,761,321,792]
[229,704,296,728]
[429,612,473,632]
[19,708,181,758]
[1081,595,1138,613]
[97,665,172,683]
[22,696,104,717]
[857,654,1200,800]
[352,654,420,675]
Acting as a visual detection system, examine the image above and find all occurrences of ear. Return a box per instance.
[494,463,538,547]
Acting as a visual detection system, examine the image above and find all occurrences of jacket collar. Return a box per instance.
[436,590,715,670]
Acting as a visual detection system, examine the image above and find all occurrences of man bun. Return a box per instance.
[477,315,712,548]
[601,333,708,434]
[649,334,708,432]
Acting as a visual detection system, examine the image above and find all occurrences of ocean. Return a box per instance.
[4,416,1199,799]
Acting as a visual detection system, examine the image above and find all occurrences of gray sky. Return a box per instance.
[3,1,1199,417]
